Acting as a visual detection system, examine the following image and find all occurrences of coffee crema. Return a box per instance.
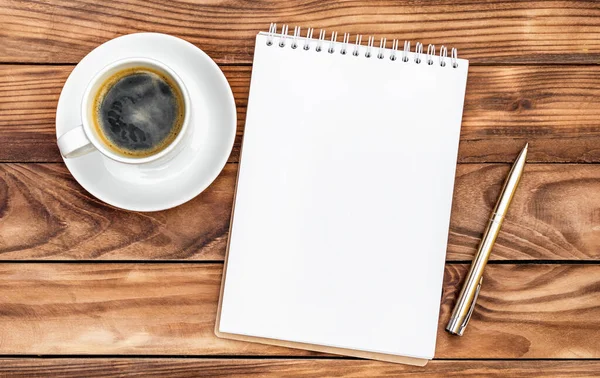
[91,66,185,158]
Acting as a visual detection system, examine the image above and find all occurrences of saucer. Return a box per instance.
[56,33,236,211]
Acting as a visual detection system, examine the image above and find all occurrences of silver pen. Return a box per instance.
[446,143,528,336]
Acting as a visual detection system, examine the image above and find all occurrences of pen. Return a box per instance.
[446,143,528,336]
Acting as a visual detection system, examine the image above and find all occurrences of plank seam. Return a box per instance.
[0,62,599,67]
[0,260,597,264]
[0,355,599,361]
[3,162,600,165]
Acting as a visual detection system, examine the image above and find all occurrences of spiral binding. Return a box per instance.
[265,23,459,68]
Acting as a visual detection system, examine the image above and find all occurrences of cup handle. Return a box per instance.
[57,125,96,158]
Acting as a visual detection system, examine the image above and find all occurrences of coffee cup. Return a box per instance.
[57,57,191,165]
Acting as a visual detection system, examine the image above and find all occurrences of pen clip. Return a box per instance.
[459,277,483,335]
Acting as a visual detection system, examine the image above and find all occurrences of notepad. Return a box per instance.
[216,24,469,365]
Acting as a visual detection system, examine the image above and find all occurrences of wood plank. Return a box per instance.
[0,263,598,358]
[450,163,600,261]
[0,65,244,163]
[2,65,600,164]
[1,163,599,260]
[0,164,234,260]
[1,1,599,64]
[1,359,599,377]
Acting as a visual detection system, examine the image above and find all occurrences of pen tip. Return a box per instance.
[524,142,529,151]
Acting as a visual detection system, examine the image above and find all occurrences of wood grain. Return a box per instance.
[0,0,598,372]
[0,164,234,260]
[2,65,600,164]
[1,1,599,64]
[1,163,599,261]
[449,164,600,260]
[0,263,598,358]
[1,359,599,377]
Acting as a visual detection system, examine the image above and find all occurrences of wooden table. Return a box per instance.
[0,1,599,376]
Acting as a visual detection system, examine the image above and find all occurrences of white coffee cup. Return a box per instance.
[57,57,191,165]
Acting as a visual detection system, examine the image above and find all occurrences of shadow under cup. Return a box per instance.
[82,58,190,164]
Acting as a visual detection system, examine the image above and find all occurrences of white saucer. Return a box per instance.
[56,33,236,211]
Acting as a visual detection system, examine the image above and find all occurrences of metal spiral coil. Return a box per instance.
[265,23,459,68]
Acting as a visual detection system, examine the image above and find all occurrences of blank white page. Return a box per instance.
[219,32,469,360]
